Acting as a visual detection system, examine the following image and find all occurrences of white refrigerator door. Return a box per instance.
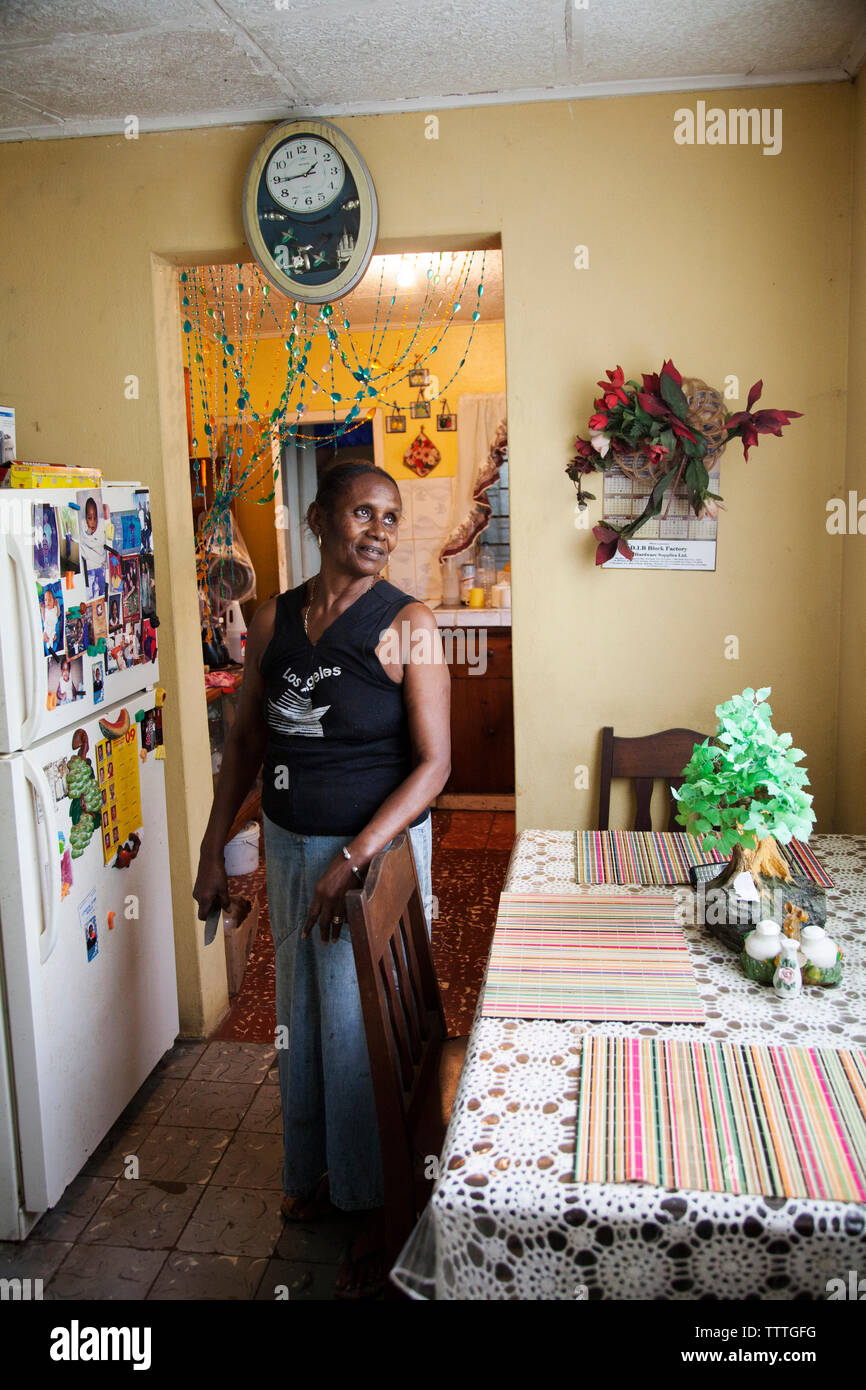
[0,483,159,753]
[0,689,178,1220]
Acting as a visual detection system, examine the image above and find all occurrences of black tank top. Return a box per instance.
[259,578,431,836]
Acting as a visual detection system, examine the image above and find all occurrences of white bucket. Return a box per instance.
[224,820,260,876]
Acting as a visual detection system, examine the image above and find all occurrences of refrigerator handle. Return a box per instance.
[20,753,62,964]
[7,532,47,746]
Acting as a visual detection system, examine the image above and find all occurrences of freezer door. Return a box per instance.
[0,486,159,753]
[0,691,178,1213]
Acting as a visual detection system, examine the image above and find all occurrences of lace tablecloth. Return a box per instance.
[392,834,866,1300]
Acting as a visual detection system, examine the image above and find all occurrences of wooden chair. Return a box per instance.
[598,726,711,831]
[345,831,468,1286]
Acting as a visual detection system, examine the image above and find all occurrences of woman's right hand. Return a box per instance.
[193,849,230,922]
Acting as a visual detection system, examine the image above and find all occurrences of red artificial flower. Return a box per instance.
[644,442,669,465]
[596,366,629,408]
[660,358,682,387]
[637,392,667,417]
[588,413,609,431]
[669,417,698,443]
[569,437,597,475]
[725,380,803,460]
[592,524,635,566]
[641,372,661,394]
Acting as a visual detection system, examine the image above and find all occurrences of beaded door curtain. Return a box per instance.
[181,253,487,625]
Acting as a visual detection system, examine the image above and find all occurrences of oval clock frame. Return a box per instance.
[242,118,378,304]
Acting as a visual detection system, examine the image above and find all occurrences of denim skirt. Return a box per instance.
[262,810,433,1211]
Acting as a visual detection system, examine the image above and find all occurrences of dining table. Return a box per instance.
[391,832,866,1300]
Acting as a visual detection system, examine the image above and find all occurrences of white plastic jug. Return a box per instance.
[224,601,247,663]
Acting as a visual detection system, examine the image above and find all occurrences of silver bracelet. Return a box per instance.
[342,845,364,881]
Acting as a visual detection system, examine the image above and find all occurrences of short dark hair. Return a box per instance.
[305,459,399,536]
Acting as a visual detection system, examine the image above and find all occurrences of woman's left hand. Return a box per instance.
[302,855,358,943]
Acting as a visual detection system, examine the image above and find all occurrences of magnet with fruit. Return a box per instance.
[66,730,100,858]
[98,709,130,742]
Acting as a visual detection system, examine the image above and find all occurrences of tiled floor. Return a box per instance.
[0,810,515,1300]
[0,1040,369,1301]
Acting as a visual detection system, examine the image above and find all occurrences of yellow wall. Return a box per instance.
[836,72,866,832]
[0,83,857,1033]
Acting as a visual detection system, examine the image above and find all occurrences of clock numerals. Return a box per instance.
[265,136,345,214]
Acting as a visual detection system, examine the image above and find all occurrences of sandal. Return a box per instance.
[280,1173,332,1223]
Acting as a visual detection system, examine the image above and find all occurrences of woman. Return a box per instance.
[193,460,451,1298]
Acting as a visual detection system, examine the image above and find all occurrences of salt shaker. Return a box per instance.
[772,937,802,1000]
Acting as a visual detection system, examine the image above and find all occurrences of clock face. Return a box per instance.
[243,119,378,304]
[265,137,346,215]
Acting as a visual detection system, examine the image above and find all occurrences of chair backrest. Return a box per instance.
[598,726,711,831]
[345,832,448,1222]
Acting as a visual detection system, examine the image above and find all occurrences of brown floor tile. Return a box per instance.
[274,1212,360,1265]
[133,1126,233,1184]
[158,1079,258,1130]
[254,1258,343,1301]
[146,1251,268,1301]
[487,811,517,849]
[119,1072,184,1126]
[438,810,494,849]
[176,1186,284,1258]
[189,1041,275,1085]
[30,1175,114,1243]
[78,1179,202,1250]
[45,1244,168,1301]
[0,1238,73,1282]
[210,1131,285,1190]
[156,1042,207,1079]
[239,1085,283,1134]
[82,1122,155,1179]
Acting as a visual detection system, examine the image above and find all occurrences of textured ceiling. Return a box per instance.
[1,0,864,142]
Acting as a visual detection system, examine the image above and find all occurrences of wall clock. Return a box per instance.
[243,118,378,304]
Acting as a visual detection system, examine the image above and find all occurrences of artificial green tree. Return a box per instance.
[673,687,816,888]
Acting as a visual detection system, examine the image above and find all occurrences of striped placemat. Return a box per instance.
[480,892,705,1022]
[781,838,835,888]
[574,831,726,885]
[575,1036,866,1202]
[573,831,833,887]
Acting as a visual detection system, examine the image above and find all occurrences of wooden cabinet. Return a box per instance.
[444,627,514,794]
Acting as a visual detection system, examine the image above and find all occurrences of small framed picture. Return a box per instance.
[410,396,431,420]
[385,407,406,434]
[408,367,429,389]
[437,412,457,431]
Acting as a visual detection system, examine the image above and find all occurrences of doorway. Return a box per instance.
[175,247,513,1040]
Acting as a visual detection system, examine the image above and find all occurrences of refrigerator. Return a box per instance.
[0,480,178,1239]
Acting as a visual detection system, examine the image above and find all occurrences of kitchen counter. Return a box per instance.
[432,607,511,626]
